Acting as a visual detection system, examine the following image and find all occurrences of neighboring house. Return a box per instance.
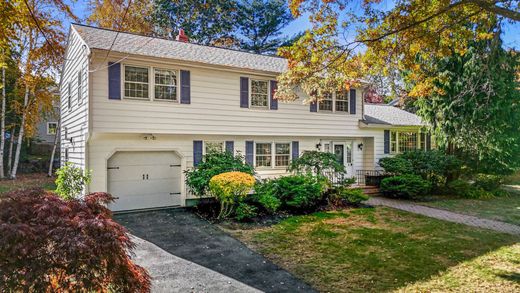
[59,24,428,211]
[34,102,60,155]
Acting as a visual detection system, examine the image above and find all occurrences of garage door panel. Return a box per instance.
[108,151,182,211]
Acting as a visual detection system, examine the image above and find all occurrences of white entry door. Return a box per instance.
[107,151,182,211]
[324,141,354,176]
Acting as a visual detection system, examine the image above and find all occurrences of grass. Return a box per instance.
[417,192,520,226]
[223,207,520,293]
[0,173,56,194]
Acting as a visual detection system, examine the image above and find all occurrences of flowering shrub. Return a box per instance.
[0,189,151,292]
[209,171,255,219]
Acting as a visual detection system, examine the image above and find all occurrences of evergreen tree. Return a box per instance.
[416,33,520,174]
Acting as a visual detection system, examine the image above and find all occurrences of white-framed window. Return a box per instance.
[154,68,178,101]
[124,65,149,99]
[318,93,333,111]
[47,122,58,135]
[255,142,292,168]
[204,141,224,154]
[77,70,82,103]
[318,90,349,113]
[274,143,291,167]
[390,130,426,154]
[250,79,269,108]
[255,143,272,167]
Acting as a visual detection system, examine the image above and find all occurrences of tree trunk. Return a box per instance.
[10,87,29,179]
[0,66,6,178]
[48,118,60,176]
[7,129,15,177]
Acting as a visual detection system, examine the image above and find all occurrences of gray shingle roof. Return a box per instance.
[363,104,424,126]
[72,24,288,74]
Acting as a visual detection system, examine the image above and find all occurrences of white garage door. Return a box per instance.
[107,151,182,211]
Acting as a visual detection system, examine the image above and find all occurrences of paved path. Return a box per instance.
[366,197,520,236]
[116,209,316,293]
[131,235,261,293]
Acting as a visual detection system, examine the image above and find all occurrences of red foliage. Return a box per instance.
[0,189,151,292]
[364,87,385,104]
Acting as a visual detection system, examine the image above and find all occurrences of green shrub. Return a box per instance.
[447,177,507,199]
[185,152,254,196]
[379,150,462,188]
[380,175,431,199]
[254,189,282,214]
[234,202,258,221]
[446,179,472,197]
[208,172,255,219]
[327,187,368,206]
[55,163,91,200]
[473,174,503,191]
[255,174,328,212]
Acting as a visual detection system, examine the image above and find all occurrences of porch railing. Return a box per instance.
[355,169,390,186]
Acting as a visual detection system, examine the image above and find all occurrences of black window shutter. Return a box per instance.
[349,89,356,114]
[225,141,234,154]
[245,141,254,165]
[292,141,299,160]
[310,101,317,112]
[426,134,432,150]
[180,70,191,104]
[270,80,278,110]
[240,77,249,108]
[108,62,121,100]
[193,140,203,167]
[384,130,390,154]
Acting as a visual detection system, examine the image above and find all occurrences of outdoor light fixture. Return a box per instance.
[316,142,322,150]
[358,143,364,151]
[143,134,157,141]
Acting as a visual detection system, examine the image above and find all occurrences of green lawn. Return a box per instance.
[0,173,56,194]
[417,192,520,226]
[223,207,520,293]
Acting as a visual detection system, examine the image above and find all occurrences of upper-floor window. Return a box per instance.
[318,90,349,113]
[250,79,269,108]
[47,122,58,135]
[77,70,82,102]
[255,142,291,168]
[154,69,177,101]
[390,130,427,154]
[124,66,149,99]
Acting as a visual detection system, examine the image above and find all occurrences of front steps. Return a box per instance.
[353,185,381,196]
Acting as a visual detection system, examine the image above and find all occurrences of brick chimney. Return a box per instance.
[176,29,189,42]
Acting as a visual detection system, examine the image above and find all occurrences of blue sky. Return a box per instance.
[65,0,519,49]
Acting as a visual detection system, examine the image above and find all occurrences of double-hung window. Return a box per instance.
[319,93,333,111]
[77,70,82,102]
[255,143,272,167]
[255,142,291,168]
[124,66,149,99]
[250,79,269,108]
[274,143,290,167]
[390,130,425,154]
[47,122,58,135]
[335,89,349,112]
[154,69,177,101]
[67,82,72,111]
[318,90,349,113]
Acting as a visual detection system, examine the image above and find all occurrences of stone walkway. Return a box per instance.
[366,197,520,236]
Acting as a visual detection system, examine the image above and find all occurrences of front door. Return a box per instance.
[328,141,353,176]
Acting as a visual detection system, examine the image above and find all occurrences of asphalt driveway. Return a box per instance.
[115,208,316,293]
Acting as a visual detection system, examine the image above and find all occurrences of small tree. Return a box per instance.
[0,189,151,292]
[288,150,346,179]
[55,163,91,200]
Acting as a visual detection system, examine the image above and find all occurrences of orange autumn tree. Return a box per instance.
[87,0,155,34]
[276,0,518,102]
[8,0,74,179]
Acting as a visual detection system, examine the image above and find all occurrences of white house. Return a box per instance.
[59,24,429,211]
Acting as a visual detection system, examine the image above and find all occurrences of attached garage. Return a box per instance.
[107,151,182,211]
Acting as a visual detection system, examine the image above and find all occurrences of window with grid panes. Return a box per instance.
[251,80,268,108]
[255,143,272,167]
[154,69,177,100]
[124,66,149,99]
[335,89,348,112]
[319,92,333,111]
[275,143,290,167]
